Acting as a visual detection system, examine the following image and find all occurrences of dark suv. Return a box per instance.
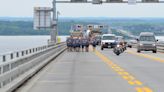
[137,32,157,53]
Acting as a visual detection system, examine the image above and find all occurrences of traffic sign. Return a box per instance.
[128,0,137,4]
[34,7,52,30]
[92,0,102,4]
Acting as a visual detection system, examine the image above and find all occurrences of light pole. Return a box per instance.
[50,0,57,43]
[56,11,60,39]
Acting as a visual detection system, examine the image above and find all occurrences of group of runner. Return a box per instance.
[66,36,97,52]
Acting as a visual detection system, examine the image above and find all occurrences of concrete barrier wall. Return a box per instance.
[0,43,66,92]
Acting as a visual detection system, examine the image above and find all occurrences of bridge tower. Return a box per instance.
[51,0,57,43]
[34,0,58,44]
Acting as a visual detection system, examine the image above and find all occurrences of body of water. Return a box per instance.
[0,35,68,54]
[156,36,164,41]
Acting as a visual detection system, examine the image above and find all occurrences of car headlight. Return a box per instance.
[140,43,143,46]
[117,45,120,47]
[152,44,156,46]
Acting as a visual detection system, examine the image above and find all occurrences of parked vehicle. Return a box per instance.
[101,34,116,50]
[137,32,158,53]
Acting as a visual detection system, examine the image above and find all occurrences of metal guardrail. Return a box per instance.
[157,43,164,52]
[0,42,66,92]
[0,42,62,63]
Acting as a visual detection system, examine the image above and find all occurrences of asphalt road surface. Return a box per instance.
[16,47,164,92]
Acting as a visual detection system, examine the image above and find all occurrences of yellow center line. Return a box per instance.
[114,68,124,72]
[127,50,164,63]
[128,81,135,85]
[123,72,129,75]
[118,72,124,75]
[135,87,153,92]
[122,76,129,80]
[128,75,135,80]
[135,87,144,92]
[134,80,143,86]
[143,87,153,92]
[94,50,153,92]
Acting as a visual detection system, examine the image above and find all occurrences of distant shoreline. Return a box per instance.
[0,18,164,36]
[1,17,164,21]
[0,35,68,36]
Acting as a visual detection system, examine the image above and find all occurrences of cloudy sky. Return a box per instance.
[0,0,164,18]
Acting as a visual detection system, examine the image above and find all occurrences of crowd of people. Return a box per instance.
[66,36,97,52]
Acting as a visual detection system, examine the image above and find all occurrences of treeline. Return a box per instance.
[0,19,164,36]
[110,23,164,36]
[0,21,102,35]
[0,21,49,35]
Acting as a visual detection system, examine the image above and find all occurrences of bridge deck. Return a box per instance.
[16,47,164,92]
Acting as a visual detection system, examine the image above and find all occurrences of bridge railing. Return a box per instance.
[157,43,164,51]
[0,46,47,63]
[0,42,66,92]
[0,42,61,63]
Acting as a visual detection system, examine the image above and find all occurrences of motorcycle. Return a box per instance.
[113,44,123,56]
[122,42,127,51]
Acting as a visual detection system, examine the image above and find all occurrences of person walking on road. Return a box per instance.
[74,37,81,52]
[66,37,73,52]
[91,37,97,52]
[81,37,86,52]
[72,38,76,52]
[84,38,90,52]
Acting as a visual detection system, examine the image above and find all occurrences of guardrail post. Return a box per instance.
[22,51,24,56]
[3,55,6,62]
[0,67,1,75]
[9,63,12,83]
[33,48,35,53]
[26,50,28,55]
[0,78,1,88]
[0,81,1,88]
[29,49,32,54]
[11,53,14,60]
[0,66,3,88]
[16,52,19,57]
[0,67,1,89]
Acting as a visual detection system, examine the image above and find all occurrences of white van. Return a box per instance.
[101,34,116,50]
